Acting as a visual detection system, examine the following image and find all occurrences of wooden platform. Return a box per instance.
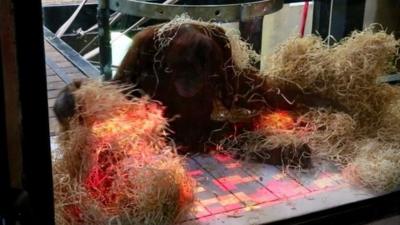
[45,41,88,135]
[45,39,392,225]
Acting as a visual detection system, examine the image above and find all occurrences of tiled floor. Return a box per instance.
[182,154,375,224]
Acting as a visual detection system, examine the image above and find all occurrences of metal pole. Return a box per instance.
[312,0,366,43]
[239,17,263,54]
[55,0,89,38]
[97,0,112,80]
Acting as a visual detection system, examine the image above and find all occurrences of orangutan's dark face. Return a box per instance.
[172,67,204,98]
[164,25,223,98]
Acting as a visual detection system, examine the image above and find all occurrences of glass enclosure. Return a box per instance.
[1,0,399,224]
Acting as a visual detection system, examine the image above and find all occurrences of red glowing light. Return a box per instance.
[81,102,167,207]
[65,204,83,223]
[256,111,295,130]
[84,166,115,205]
[179,182,195,208]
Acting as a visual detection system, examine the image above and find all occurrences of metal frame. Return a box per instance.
[378,74,400,84]
[239,16,264,58]
[264,190,400,225]
[109,0,283,21]
[44,27,101,79]
[312,0,366,42]
[98,0,113,80]
[97,0,283,79]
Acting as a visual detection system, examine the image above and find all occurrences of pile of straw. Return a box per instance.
[295,109,357,164]
[218,26,400,192]
[258,26,400,192]
[216,111,312,169]
[345,139,400,192]
[155,14,259,71]
[53,80,194,225]
[264,26,400,131]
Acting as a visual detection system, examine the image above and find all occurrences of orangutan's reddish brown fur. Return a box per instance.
[112,24,304,152]
[55,23,337,167]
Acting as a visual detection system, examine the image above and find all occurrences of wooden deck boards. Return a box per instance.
[45,41,87,135]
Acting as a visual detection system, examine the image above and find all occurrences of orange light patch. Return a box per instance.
[256,111,295,130]
[225,162,242,169]
[233,192,254,203]
[201,197,219,205]
[81,102,170,206]
[218,194,240,206]
[179,182,195,208]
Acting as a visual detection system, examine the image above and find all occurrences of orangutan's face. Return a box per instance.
[164,25,223,98]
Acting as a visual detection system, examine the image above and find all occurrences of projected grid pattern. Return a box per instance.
[185,153,348,221]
